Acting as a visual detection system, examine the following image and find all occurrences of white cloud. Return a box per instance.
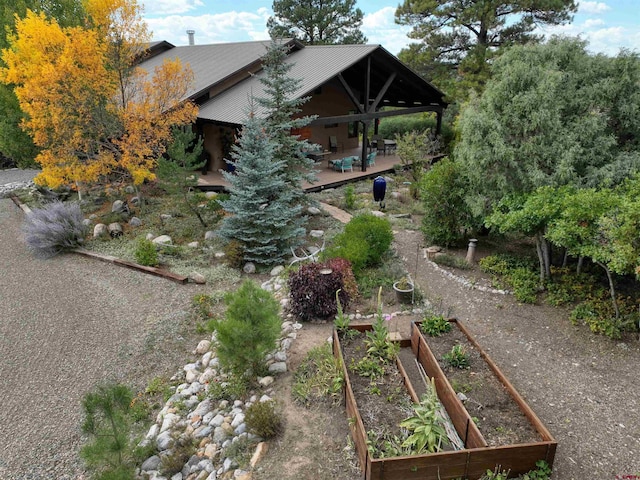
[584,18,605,28]
[578,1,611,14]
[146,10,270,45]
[362,7,411,55]
[142,0,204,16]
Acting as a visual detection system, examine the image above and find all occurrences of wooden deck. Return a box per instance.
[197,146,402,192]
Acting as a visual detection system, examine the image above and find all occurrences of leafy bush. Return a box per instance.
[214,280,281,380]
[134,237,158,266]
[479,254,540,303]
[570,292,640,339]
[324,214,393,273]
[23,201,87,258]
[443,345,470,369]
[399,379,449,454]
[420,158,473,247]
[244,400,283,439]
[223,239,244,268]
[288,261,352,321]
[420,314,452,337]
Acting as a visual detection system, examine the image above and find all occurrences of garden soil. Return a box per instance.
[256,229,640,480]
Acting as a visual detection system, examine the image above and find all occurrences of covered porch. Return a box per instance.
[197,145,405,192]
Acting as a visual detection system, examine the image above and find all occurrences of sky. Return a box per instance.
[142,1,640,56]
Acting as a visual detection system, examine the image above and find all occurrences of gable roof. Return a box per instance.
[137,39,301,103]
[137,40,447,126]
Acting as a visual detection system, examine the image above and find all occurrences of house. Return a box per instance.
[138,38,447,175]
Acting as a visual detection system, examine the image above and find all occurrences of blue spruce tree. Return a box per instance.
[256,40,317,205]
[217,107,305,266]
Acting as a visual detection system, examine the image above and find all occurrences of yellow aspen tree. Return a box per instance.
[1,0,198,198]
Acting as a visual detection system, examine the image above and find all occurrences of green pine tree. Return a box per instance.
[217,106,305,266]
[157,126,207,226]
[255,40,317,207]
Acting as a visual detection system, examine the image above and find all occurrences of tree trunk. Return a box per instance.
[577,256,584,274]
[183,189,208,228]
[596,261,620,319]
[562,249,568,268]
[535,233,552,283]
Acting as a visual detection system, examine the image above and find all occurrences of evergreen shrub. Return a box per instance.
[244,400,282,439]
[23,200,87,258]
[324,214,393,273]
[214,280,281,380]
[134,237,158,266]
[288,260,353,321]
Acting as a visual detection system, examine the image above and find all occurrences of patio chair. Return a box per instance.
[332,156,354,172]
[366,151,377,166]
[372,134,385,155]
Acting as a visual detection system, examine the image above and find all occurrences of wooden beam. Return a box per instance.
[309,105,444,126]
[337,73,364,113]
[369,72,396,112]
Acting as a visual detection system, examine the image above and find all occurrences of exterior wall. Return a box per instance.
[202,124,237,173]
[301,81,360,152]
[200,80,359,172]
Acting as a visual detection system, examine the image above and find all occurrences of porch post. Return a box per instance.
[361,121,368,172]
[436,108,443,136]
[362,56,371,173]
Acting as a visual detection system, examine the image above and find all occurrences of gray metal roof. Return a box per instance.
[197,44,379,125]
[136,39,278,101]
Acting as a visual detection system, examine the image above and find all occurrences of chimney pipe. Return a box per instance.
[187,30,195,46]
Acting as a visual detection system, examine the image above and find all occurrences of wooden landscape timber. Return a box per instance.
[333,322,557,480]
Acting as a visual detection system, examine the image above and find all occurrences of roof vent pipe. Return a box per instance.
[187,30,195,46]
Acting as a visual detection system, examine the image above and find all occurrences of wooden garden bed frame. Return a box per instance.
[332,321,556,480]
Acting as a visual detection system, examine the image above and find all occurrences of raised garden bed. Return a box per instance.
[333,321,556,480]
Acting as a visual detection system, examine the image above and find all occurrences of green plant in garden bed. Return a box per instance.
[420,314,452,337]
[479,254,540,303]
[443,344,470,369]
[399,378,449,454]
[292,343,344,406]
[364,288,399,362]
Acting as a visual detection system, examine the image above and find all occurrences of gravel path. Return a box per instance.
[0,168,40,185]
[0,198,202,479]
[394,230,640,480]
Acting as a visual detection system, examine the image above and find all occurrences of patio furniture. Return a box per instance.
[332,156,354,172]
[366,151,377,166]
[371,134,385,155]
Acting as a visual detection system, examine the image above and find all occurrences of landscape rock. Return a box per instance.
[108,222,123,237]
[309,229,324,238]
[153,235,173,245]
[204,231,217,241]
[160,214,173,222]
[258,376,274,388]
[111,199,127,213]
[141,455,162,472]
[93,223,108,238]
[243,263,256,274]
[129,216,143,227]
[146,233,155,240]
[156,431,174,451]
[130,196,140,205]
[195,340,211,355]
[188,241,200,248]
[268,362,287,374]
[205,191,217,199]
[307,206,322,215]
[270,265,284,276]
[370,210,385,217]
[82,218,92,227]
[190,272,207,285]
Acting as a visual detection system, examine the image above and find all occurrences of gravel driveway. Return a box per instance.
[0,198,202,479]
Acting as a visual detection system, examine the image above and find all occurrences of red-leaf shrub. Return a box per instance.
[324,257,358,300]
[288,261,352,321]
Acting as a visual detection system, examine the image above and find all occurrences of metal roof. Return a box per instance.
[197,44,381,125]
[136,39,283,101]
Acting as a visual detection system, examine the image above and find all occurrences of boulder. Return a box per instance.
[243,262,256,274]
[93,223,108,238]
[153,235,172,245]
[129,216,143,227]
[190,272,207,284]
[108,222,123,238]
